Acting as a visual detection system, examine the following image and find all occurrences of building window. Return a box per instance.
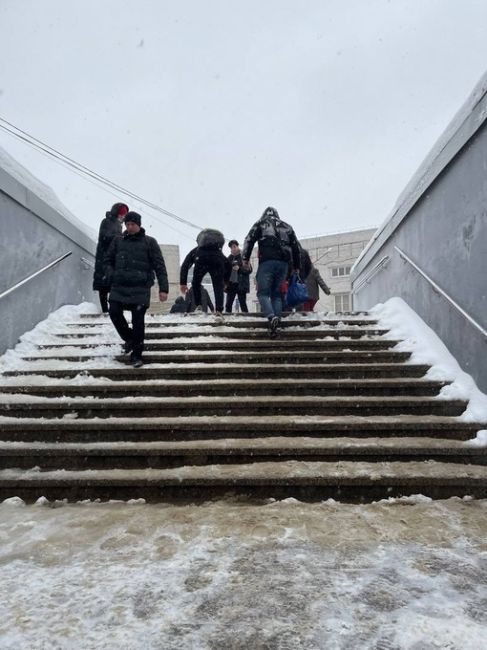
[334,293,351,312]
[331,265,352,277]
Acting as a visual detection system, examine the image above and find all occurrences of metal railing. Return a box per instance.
[395,245,487,339]
[353,255,390,294]
[80,256,95,270]
[0,251,72,301]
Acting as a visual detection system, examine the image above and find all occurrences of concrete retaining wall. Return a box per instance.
[0,151,97,355]
[352,73,487,392]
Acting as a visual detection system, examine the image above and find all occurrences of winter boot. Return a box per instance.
[268,316,280,339]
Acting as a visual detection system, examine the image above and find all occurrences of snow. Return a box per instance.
[371,298,487,442]
[1,299,487,647]
[0,497,486,649]
[0,459,486,483]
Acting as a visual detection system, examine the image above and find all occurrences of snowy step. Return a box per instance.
[54,327,390,340]
[0,415,482,443]
[37,338,400,352]
[66,318,380,329]
[1,378,451,398]
[0,395,467,418]
[3,307,485,503]
[79,310,373,319]
[2,362,431,381]
[0,437,485,471]
[0,460,486,502]
[20,350,412,364]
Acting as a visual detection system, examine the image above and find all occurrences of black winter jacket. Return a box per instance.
[184,287,214,313]
[180,247,231,285]
[93,215,122,290]
[227,252,251,293]
[242,215,300,269]
[104,228,169,306]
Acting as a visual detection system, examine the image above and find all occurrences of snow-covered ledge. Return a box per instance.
[352,72,487,393]
[0,146,97,355]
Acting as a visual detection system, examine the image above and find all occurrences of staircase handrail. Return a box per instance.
[395,245,487,338]
[353,255,390,293]
[80,256,95,270]
[0,251,73,301]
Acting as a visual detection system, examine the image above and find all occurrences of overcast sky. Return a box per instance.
[1,0,487,257]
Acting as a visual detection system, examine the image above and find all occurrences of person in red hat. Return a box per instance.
[93,202,129,312]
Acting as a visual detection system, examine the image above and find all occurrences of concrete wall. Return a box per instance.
[0,158,97,355]
[352,73,487,392]
[300,228,376,312]
[149,244,180,314]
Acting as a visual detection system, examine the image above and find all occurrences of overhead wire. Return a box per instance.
[0,116,202,235]
[0,130,193,240]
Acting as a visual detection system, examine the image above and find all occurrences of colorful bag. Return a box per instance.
[286,272,309,308]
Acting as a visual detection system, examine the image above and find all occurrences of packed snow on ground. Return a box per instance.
[0,496,486,650]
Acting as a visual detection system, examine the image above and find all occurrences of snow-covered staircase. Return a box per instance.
[0,308,486,502]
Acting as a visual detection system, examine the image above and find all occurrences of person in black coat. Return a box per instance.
[185,286,214,313]
[104,211,168,367]
[169,296,186,314]
[225,240,251,313]
[169,287,214,314]
[93,202,129,312]
[180,237,231,315]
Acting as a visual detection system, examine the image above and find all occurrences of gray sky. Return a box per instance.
[1,0,487,257]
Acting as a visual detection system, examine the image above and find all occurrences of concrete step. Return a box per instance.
[0,437,485,470]
[79,310,373,319]
[20,350,412,364]
[1,362,432,380]
[54,328,390,340]
[0,378,450,398]
[0,415,482,442]
[3,309,483,503]
[66,318,380,329]
[0,395,467,418]
[37,338,400,351]
[1,459,486,502]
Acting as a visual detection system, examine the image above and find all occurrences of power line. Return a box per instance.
[1,129,194,240]
[0,116,202,232]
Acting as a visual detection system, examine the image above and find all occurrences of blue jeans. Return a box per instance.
[256,260,289,318]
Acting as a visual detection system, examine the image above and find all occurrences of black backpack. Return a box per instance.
[196,228,225,250]
[259,216,292,260]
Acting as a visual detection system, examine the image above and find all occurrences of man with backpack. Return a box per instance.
[104,211,168,368]
[242,207,300,337]
[179,228,231,317]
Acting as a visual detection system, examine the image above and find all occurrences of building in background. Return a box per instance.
[149,244,180,314]
[248,227,376,313]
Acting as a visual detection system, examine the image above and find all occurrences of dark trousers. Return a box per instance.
[109,300,147,355]
[192,259,225,312]
[98,289,109,314]
[225,285,249,313]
